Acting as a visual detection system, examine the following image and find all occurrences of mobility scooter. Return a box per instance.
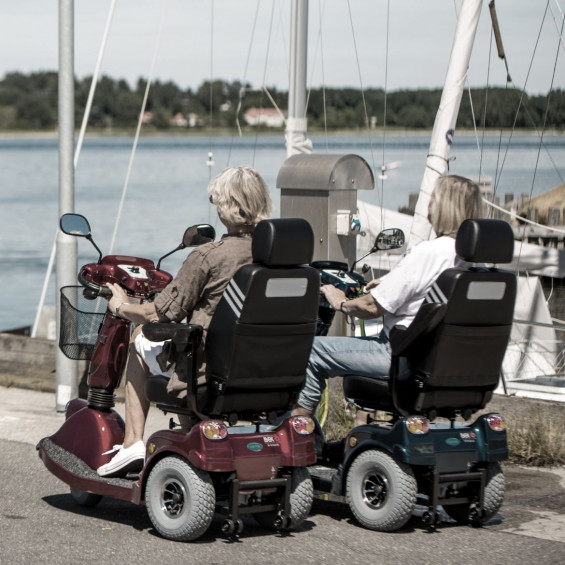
[310,218,516,531]
[37,214,319,541]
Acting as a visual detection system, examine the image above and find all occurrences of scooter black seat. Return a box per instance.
[145,375,186,408]
[343,375,392,412]
[144,218,320,423]
[344,219,516,421]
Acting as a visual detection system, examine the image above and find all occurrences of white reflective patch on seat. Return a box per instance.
[265,278,308,297]
[466,281,506,300]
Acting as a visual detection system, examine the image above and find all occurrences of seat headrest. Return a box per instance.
[455,219,514,264]
[252,218,314,266]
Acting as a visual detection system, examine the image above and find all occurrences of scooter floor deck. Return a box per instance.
[39,438,137,489]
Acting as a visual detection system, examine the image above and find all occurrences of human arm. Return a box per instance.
[364,278,381,291]
[320,284,387,320]
[106,282,167,324]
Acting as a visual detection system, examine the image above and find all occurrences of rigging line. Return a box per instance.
[475,26,494,211]
[75,0,116,169]
[208,0,214,183]
[378,0,390,233]
[514,7,564,270]
[109,0,168,255]
[549,0,565,53]
[232,0,261,160]
[490,2,549,198]
[345,0,379,206]
[484,198,565,236]
[305,0,328,152]
[251,0,276,168]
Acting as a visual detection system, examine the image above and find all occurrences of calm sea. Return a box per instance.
[1,132,564,331]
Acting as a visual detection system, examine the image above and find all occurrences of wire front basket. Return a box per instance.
[59,286,107,360]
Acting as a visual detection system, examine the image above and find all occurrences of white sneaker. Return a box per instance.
[97,441,145,477]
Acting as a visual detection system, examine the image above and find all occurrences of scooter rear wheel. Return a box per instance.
[442,462,505,526]
[145,455,215,541]
[253,466,313,531]
[346,449,417,532]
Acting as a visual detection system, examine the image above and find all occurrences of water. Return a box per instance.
[1,131,564,331]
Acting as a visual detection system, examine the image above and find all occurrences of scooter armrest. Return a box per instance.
[142,323,203,345]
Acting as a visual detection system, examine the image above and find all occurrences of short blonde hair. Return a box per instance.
[428,175,484,237]
[208,166,273,225]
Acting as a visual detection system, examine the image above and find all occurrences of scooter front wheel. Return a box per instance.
[145,455,215,542]
[70,488,103,507]
[346,449,417,531]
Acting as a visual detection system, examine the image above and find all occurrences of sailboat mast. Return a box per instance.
[409,0,484,247]
[286,0,312,157]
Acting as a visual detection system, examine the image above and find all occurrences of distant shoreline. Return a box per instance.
[1,128,564,140]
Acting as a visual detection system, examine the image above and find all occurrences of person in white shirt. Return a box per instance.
[292,175,484,424]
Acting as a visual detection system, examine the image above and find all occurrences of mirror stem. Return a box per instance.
[157,244,184,271]
[87,235,104,264]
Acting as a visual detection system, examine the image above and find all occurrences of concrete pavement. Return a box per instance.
[2,384,565,553]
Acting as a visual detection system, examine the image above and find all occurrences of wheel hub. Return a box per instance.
[161,479,187,517]
[361,471,388,509]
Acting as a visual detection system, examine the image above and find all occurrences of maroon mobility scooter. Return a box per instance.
[37,215,319,541]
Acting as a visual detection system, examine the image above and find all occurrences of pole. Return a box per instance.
[409,0,483,247]
[56,0,78,411]
[285,0,312,157]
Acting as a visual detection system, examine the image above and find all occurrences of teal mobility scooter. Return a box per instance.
[310,218,516,531]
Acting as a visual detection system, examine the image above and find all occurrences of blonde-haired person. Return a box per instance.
[98,166,272,477]
[292,174,483,425]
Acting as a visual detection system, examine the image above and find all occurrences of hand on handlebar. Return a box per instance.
[320,284,347,311]
[106,282,129,316]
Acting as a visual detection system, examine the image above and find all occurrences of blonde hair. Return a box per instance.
[208,166,273,225]
[428,175,484,237]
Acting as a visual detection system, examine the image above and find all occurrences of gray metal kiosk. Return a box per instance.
[277,154,374,268]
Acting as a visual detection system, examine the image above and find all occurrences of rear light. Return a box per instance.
[486,413,507,432]
[201,420,228,440]
[290,416,315,435]
[405,416,430,435]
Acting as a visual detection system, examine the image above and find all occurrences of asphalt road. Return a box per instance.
[1,386,565,564]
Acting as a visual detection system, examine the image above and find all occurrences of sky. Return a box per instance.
[1,1,564,95]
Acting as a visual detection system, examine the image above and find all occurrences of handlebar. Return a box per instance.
[77,255,173,301]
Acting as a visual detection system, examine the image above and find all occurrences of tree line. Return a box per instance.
[1,71,564,131]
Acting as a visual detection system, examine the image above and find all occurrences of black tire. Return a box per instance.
[443,462,505,526]
[70,488,103,507]
[253,467,313,531]
[345,449,417,532]
[145,455,215,541]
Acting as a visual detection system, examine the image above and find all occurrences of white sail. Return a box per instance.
[409,0,483,247]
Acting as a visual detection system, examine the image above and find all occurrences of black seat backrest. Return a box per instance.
[388,218,517,417]
[201,218,320,417]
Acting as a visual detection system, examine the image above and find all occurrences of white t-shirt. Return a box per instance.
[371,236,464,335]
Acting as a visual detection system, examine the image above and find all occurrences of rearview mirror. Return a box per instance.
[374,228,405,251]
[183,224,216,247]
[60,213,91,237]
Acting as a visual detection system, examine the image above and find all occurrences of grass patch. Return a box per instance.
[487,394,565,466]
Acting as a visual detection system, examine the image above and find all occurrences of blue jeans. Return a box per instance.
[297,332,392,413]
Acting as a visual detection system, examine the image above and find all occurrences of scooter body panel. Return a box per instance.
[315,413,507,499]
[46,399,126,471]
[145,419,316,483]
